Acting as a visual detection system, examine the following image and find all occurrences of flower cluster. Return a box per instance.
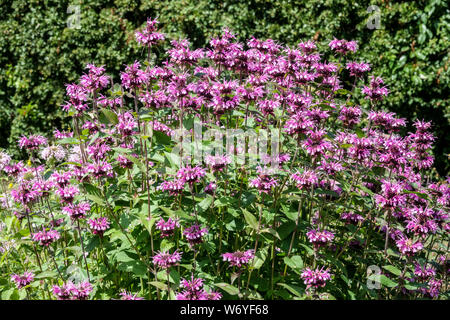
[222,249,255,268]
[176,276,222,300]
[11,272,34,289]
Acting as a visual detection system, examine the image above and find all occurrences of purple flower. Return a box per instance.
[204,182,217,195]
[117,112,137,137]
[11,272,34,289]
[88,217,110,237]
[156,218,180,238]
[79,64,110,91]
[362,76,389,101]
[183,224,208,246]
[306,228,335,248]
[152,250,182,269]
[53,129,73,139]
[135,18,165,47]
[291,170,319,190]
[301,267,332,289]
[87,160,114,178]
[284,112,314,135]
[346,61,371,77]
[120,61,149,89]
[375,180,406,210]
[176,276,222,300]
[339,105,362,127]
[249,167,279,194]
[56,185,79,203]
[329,38,357,54]
[177,166,206,184]
[53,281,93,300]
[205,155,231,172]
[169,39,204,66]
[18,135,47,150]
[32,228,60,246]
[396,236,423,256]
[303,129,333,156]
[340,212,364,225]
[157,179,185,196]
[62,202,91,220]
[414,264,436,280]
[222,249,255,268]
[120,290,144,300]
[117,154,134,169]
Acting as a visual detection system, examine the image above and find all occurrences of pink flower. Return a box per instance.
[32,228,60,246]
[120,290,144,300]
[291,170,319,190]
[56,185,79,203]
[152,250,182,269]
[156,218,180,238]
[301,267,332,289]
[135,18,165,47]
[329,38,357,54]
[205,154,231,172]
[11,272,34,289]
[120,61,149,89]
[79,63,110,91]
[396,236,423,256]
[117,112,137,137]
[18,135,47,150]
[177,166,206,184]
[176,276,222,300]
[183,224,208,246]
[157,179,185,196]
[88,217,110,237]
[306,228,335,248]
[222,249,255,268]
[362,76,389,101]
[346,61,370,77]
[62,202,91,220]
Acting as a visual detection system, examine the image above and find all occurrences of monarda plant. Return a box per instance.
[0,18,448,300]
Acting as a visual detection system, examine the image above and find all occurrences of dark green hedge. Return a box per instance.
[1,0,449,175]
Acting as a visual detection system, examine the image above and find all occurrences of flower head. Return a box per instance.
[152,250,182,269]
[301,267,332,289]
[11,272,34,289]
[222,249,255,268]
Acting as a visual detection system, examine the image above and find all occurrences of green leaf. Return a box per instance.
[382,265,402,276]
[284,255,304,272]
[214,283,239,295]
[252,246,269,269]
[149,281,168,291]
[85,194,105,206]
[197,195,213,212]
[299,243,314,256]
[117,260,148,277]
[379,275,398,288]
[34,271,58,279]
[277,283,303,297]
[243,209,259,230]
[100,108,119,125]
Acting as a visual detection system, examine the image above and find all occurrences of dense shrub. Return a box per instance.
[0,18,448,300]
[0,0,449,175]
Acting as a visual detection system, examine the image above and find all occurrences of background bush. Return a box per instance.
[1,0,449,175]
